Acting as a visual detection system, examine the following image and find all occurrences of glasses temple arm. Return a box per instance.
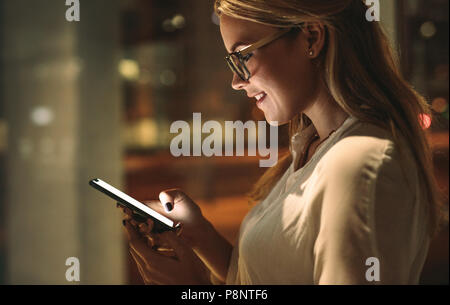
[239,27,293,56]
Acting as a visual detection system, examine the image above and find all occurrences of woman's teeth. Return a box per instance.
[255,92,266,101]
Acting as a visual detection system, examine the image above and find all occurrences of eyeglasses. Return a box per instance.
[225,23,304,81]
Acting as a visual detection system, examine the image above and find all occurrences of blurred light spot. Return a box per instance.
[211,12,220,25]
[123,118,159,149]
[420,21,437,39]
[432,97,448,113]
[172,14,186,29]
[137,119,158,147]
[163,15,186,32]
[160,70,176,86]
[31,106,54,126]
[419,113,432,129]
[119,59,140,81]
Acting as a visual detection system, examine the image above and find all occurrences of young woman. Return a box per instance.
[120,0,444,284]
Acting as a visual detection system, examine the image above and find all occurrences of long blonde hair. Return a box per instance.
[215,0,446,238]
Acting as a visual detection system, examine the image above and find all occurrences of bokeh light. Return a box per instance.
[432,97,448,113]
[420,21,437,39]
[30,106,54,126]
[118,59,140,81]
[419,113,432,129]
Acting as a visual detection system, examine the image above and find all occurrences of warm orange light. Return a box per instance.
[419,113,432,130]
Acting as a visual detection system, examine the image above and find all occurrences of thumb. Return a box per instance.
[142,200,166,214]
[158,188,195,214]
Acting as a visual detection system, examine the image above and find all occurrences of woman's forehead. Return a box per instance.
[219,15,277,52]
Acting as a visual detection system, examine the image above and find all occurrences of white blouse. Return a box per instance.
[225,115,431,284]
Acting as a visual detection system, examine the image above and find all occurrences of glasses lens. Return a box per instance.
[226,54,248,81]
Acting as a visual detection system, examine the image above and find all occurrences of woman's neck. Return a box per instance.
[303,90,349,142]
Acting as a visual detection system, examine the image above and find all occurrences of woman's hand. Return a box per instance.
[141,189,211,248]
[117,188,233,283]
[123,219,212,285]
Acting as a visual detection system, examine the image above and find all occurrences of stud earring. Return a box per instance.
[309,50,314,56]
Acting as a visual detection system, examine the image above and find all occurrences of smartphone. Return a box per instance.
[89,178,180,233]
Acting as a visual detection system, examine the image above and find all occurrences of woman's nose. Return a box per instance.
[231,73,247,91]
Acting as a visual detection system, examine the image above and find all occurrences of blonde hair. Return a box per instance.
[215,0,447,238]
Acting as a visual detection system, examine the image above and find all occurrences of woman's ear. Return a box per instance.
[303,22,326,58]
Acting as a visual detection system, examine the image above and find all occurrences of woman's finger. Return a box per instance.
[146,235,155,248]
[138,222,146,231]
[124,220,149,257]
[138,223,151,235]
[131,213,147,223]
[158,189,200,229]
[159,231,189,259]
[130,249,145,275]
[158,189,197,212]
[119,206,133,216]
[152,234,170,248]
[130,247,178,285]
[130,247,147,268]
[142,200,168,217]
[124,220,165,267]
[147,218,154,232]
[142,200,163,209]
[130,219,138,227]
[158,190,182,213]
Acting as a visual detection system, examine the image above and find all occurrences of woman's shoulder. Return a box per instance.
[309,120,426,238]
[310,120,429,284]
[316,120,419,193]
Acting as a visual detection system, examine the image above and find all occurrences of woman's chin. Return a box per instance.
[263,113,289,126]
[266,119,281,126]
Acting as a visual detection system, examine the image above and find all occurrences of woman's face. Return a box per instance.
[220,14,320,125]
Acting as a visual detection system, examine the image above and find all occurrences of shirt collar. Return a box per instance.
[289,115,359,167]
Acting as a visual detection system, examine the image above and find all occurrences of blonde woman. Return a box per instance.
[120,0,444,284]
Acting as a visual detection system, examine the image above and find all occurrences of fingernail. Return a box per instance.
[164,202,173,212]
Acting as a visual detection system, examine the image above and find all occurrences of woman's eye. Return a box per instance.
[243,53,253,61]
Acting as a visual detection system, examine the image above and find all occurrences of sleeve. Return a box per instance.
[312,137,424,284]
[224,243,240,284]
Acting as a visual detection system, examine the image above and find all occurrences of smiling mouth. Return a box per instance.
[255,92,267,102]
[255,93,267,108]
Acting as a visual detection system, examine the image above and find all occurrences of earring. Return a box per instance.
[309,50,314,56]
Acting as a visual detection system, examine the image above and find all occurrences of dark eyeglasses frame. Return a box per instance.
[225,23,305,81]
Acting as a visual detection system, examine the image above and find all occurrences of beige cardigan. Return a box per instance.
[224,115,430,284]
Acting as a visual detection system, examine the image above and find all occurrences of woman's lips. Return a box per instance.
[255,92,267,108]
[255,92,266,101]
